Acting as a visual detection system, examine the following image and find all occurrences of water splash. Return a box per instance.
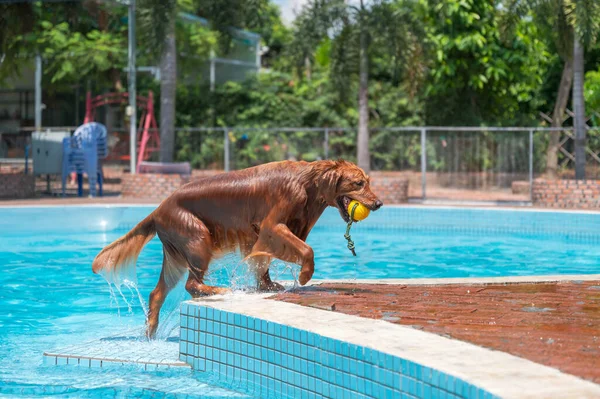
[204,252,300,293]
[99,259,147,320]
[97,257,138,288]
[124,280,149,317]
[155,277,188,340]
[205,252,256,294]
[270,260,300,290]
[105,281,121,317]
[98,247,301,340]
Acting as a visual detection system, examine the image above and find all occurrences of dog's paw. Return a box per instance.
[298,270,313,286]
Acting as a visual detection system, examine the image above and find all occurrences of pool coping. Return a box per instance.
[299,274,600,286]
[186,293,600,399]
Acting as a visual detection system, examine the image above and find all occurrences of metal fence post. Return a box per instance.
[324,128,329,159]
[25,144,29,175]
[224,128,230,172]
[35,54,42,131]
[421,128,427,200]
[127,0,137,175]
[529,129,534,202]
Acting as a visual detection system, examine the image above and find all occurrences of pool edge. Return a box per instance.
[179,294,600,399]
[300,274,600,286]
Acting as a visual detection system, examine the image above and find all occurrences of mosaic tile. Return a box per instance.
[182,303,498,399]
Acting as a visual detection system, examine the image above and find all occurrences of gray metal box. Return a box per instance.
[32,130,70,175]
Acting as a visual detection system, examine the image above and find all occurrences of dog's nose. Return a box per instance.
[373,200,383,210]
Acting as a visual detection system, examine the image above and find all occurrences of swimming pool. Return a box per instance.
[1,205,599,397]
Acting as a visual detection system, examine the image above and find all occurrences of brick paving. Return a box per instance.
[272,282,600,384]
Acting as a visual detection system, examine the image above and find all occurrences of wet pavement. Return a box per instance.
[272,281,600,384]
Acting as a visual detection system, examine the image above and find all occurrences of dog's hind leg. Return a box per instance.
[184,238,231,297]
[146,250,186,339]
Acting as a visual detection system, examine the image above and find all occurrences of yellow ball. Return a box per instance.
[348,200,370,222]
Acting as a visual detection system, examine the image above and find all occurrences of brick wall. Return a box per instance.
[121,170,225,200]
[369,172,409,204]
[122,170,409,204]
[532,179,600,209]
[121,173,188,200]
[0,173,35,199]
[191,170,225,180]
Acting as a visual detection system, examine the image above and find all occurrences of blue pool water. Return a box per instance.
[1,205,599,397]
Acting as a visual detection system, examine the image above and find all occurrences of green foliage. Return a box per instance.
[168,65,426,169]
[138,0,178,61]
[3,0,600,172]
[585,67,600,122]
[0,2,36,82]
[424,0,551,125]
[36,21,126,84]
[0,1,124,87]
[176,19,218,76]
[563,0,600,49]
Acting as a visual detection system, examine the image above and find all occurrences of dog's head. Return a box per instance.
[313,160,383,222]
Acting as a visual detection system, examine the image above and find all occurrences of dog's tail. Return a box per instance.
[92,213,156,285]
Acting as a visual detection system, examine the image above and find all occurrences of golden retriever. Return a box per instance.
[92,160,382,337]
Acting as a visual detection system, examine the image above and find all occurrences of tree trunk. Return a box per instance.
[159,20,176,163]
[545,58,573,178]
[304,55,311,81]
[357,26,370,172]
[573,35,586,180]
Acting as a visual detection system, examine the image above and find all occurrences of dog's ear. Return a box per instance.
[334,158,350,168]
[311,160,342,190]
[324,162,344,192]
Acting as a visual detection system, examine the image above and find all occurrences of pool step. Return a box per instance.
[43,328,190,370]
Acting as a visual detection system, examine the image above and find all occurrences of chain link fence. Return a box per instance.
[2,126,600,201]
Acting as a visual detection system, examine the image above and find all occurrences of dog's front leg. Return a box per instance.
[249,223,315,286]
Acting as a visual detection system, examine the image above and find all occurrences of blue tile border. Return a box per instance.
[8,205,600,242]
[180,304,498,399]
[43,353,190,371]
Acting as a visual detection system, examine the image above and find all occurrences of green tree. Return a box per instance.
[503,0,600,179]
[138,0,178,163]
[0,2,36,83]
[425,0,550,126]
[140,0,277,163]
[1,1,127,91]
[585,67,600,113]
[565,0,600,179]
[289,0,426,172]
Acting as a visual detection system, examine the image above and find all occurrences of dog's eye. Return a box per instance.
[355,181,364,187]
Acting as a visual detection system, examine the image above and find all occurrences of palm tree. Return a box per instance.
[138,0,178,163]
[139,0,271,162]
[356,0,370,172]
[291,0,424,173]
[503,0,600,179]
[564,0,600,179]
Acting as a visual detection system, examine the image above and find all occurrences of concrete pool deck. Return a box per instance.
[272,278,600,386]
